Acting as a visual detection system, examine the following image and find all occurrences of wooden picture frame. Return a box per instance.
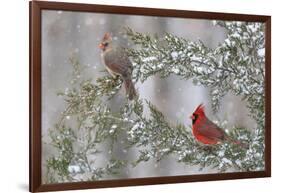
[30,1,271,192]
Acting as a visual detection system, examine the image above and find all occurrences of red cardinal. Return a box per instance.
[190,104,245,147]
[99,32,136,100]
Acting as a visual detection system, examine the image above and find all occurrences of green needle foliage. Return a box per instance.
[45,21,265,183]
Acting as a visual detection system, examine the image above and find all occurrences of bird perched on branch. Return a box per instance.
[99,32,136,100]
[190,104,247,148]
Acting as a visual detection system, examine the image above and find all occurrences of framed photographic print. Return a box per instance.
[30,1,271,192]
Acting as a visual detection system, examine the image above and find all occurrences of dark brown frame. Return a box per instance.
[30,1,271,192]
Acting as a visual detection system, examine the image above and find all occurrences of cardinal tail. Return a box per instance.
[124,78,136,100]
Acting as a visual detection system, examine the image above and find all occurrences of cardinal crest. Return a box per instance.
[194,103,205,115]
[102,32,112,41]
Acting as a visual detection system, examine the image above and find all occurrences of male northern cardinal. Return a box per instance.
[99,32,136,100]
[190,104,246,147]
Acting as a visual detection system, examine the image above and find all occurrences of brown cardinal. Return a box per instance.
[190,104,246,147]
[99,32,136,100]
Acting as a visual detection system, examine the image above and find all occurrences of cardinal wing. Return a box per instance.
[197,118,225,140]
[104,48,132,77]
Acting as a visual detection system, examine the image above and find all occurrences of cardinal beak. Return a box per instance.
[189,115,194,120]
[99,43,104,49]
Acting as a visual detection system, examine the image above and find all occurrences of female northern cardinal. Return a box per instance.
[99,32,136,100]
[190,104,246,147]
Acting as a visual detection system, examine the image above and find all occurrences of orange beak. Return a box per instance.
[99,43,104,49]
[189,115,194,120]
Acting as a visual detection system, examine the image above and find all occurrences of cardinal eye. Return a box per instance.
[193,113,198,119]
[103,42,108,47]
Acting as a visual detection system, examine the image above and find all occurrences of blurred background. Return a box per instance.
[42,10,256,183]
